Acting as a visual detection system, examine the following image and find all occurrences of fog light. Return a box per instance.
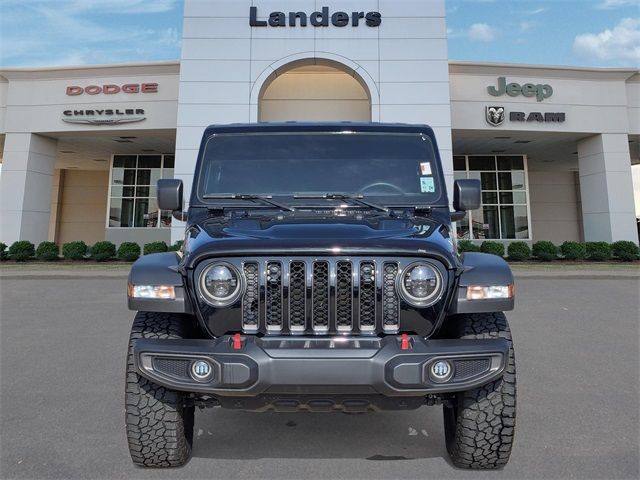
[191,360,212,381]
[430,360,452,382]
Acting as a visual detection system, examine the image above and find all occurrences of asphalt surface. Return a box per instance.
[1,274,638,479]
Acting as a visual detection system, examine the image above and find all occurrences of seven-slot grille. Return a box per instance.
[240,258,402,335]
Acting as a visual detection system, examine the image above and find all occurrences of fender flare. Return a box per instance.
[127,252,192,313]
[449,252,515,314]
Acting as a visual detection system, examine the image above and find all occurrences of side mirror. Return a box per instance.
[453,179,481,212]
[157,179,183,212]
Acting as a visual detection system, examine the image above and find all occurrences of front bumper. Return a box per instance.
[133,335,508,397]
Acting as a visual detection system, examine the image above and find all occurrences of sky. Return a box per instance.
[0,0,638,68]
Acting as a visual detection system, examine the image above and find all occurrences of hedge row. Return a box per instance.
[0,240,184,262]
[1,238,637,263]
[457,240,639,262]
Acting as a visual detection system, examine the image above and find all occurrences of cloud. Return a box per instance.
[519,21,536,32]
[155,27,180,47]
[468,23,497,42]
[596,0,638,9]
[525,7,548,15]
[573,17,640,63]
[1,0,179,15]
[0,0,182,67]
[68,0,178,14]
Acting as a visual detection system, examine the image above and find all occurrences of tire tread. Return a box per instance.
[444,312,516,469]
[125,311,194,468]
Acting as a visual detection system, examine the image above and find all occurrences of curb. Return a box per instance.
[512,270,639,279]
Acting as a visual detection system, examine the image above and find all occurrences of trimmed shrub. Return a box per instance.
[90,241,116,262]
[117,242,141,262]
[36,241,59,261]
[480,241,505,257]
[532,241,558,262]
[8,240,35,262]
[168,240,184,252]
[144,241,169,255]
[560,241,587,261]
[507,241,531,261]
[457,240,480,253]
[586,241,612,262]
[63,241,88,261]
[611,240,639,262]
[0,242,7,261]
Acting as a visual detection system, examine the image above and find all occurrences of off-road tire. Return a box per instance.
[443,312,516,469]
[125,312,195,467]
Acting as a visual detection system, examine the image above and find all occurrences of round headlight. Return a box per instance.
[398,262,443,307]
[199,263,242,306]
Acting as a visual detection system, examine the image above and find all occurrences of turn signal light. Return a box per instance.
[466,285,514,300]
[127,283,176,300]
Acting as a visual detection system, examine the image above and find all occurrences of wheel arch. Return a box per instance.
[449,252,515,314]
[127,252,193,314]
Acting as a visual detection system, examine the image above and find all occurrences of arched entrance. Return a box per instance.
[258,59,372,122]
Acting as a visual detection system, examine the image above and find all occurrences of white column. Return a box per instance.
[577,134,637,243]
[0,133,57,244]
[47,169,64,242]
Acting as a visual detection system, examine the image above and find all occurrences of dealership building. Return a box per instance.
[0,0,638,248]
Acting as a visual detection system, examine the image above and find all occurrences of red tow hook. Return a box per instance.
[232,333,242,350]
[400,333,411,350]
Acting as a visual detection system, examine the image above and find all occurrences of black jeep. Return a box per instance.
[125,123,516,469]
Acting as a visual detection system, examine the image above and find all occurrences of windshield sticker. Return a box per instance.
[420,176,435,193]
[420,162,432,175]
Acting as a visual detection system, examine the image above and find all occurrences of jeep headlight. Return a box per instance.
[199,263,242,306]
[398,262,443,307]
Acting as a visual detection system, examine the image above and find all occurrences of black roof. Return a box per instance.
[203,122,435,136]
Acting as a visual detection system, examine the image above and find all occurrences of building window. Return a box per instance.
[108,154,174,228]
[453,155,530,240]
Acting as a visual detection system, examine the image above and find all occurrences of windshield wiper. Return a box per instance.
[202,194,295,212]
[293,193,390,214]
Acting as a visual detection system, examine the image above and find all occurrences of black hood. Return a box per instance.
[182,210,457,268]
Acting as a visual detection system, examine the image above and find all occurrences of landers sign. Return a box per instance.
[249,6,382,27]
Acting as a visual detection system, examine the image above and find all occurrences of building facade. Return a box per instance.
[1,0,638,247]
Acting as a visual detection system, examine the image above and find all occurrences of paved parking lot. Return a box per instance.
[1,273,638,479]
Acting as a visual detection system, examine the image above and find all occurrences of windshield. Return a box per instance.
[196,132,445,206]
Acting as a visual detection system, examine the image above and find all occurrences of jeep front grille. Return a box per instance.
[312,261,330,332]
[265,261,283,331]
[288,261,306,332]
[242,263,259,332]
[382,263,400,331]
[240,258,406,335]
[335,261,353,331]
[359,261,376,331]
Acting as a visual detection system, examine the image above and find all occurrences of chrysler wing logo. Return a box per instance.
[62,108,146,125]
[486,106,505,127]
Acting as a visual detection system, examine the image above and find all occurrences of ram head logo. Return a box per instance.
[486,106,505,127]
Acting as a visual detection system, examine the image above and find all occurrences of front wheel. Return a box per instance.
[442,312,516,469]
[125,312,195,468]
